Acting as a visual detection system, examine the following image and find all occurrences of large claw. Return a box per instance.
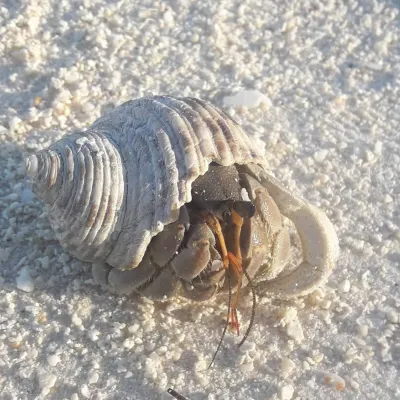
[148,206,189,266]
[240,164,339,298]
[170,223,215,281]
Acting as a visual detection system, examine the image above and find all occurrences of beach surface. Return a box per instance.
[0,1,399,399]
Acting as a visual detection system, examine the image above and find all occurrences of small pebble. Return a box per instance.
[313,149,329,163]
[279,384,294,400]
[357,325,369,337]
[39,256,50,269]
[47,354,60,367]
[319,300,332,310]
[80,384,91,398]
[65,71,80,84]
[384,194,393,203]
[72,313,83,327]
[303,361,311,371]
[350,380,360,390]
[386,310,399,324]
[338,279,351,293]
[239,362,254,372]
[324,373,345,391]
[280,358,295,377]
[194,360,207,371]
[37,369,57,391]
[275,307,297,326]
[286,319,304,343]
[16,267,35,292]
[223,89,271,109]
[311,351,324,363]
[88,371,99,384]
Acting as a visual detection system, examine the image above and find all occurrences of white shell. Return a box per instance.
[26,96,267,270]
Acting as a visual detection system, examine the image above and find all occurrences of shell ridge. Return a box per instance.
[52,142,93,253]
[67,134,104,255]
[158,97,206,174]
[180,97,232,165]
[115,123,150,268]
[93,132,125,259]
[81,132,113,256]
[136,121,166,233]
[144,98,198,207]
[195,98,243,163]
[57,149,87,246]
[201,100,242,160]
[51,141,80,227]
[152,121,180,222]
[163,97,215,175]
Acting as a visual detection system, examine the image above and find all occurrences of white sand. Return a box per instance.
[1,1,399,399]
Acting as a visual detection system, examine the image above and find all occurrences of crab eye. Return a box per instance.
[232,200,255,219]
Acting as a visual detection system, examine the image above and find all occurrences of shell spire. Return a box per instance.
[25,150,62,204]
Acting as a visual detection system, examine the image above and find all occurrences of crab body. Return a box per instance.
[25,96,339,302]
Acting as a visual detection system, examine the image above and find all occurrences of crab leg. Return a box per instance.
[231,208,244,262]
[227,252,243,335]
[205,213,241,333]
[242,164,339,298]
[229,208,245,335]
[204,214,230,269]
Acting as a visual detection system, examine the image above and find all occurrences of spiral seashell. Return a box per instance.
[25,96,267,270]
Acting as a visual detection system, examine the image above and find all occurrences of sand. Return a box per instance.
[0,0,399,399]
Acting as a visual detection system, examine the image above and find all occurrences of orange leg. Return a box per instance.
[204,214,229,269]
[204,211,245,336]
[230,208,244,335]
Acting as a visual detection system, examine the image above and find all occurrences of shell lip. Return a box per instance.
[25,154,39,181]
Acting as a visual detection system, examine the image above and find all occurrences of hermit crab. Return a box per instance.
[25,96,339,358]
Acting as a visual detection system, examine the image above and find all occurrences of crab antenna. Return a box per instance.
[237,269,257,348]
[208,274,232,369]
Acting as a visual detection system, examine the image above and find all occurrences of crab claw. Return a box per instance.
[241,164,339,298]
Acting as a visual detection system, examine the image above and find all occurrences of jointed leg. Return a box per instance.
[231,208,244,262]
[204,214,229,269]
[227,252,242,335]
[205,210,245,335]
[229,208,244,335]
